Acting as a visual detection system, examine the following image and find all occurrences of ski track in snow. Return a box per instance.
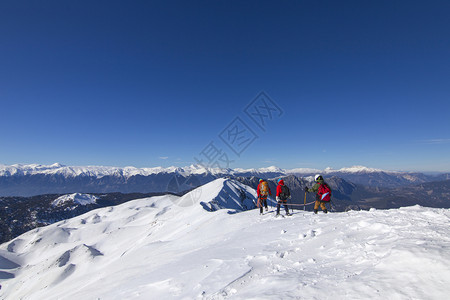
[0,179,449,300]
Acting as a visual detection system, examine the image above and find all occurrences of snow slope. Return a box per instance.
[0,179,449,300]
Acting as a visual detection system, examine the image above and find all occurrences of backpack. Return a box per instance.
[279,185,290,201]
[317,183,331,202]
[259,181,269,196]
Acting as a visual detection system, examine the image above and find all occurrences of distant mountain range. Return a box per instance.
[1,163,448,196]
[1,165,449,244]
[233,175,450,211]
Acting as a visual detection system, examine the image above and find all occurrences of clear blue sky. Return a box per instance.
[1,0,449,172]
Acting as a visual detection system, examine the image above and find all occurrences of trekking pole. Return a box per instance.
[289,196,293,214]
[330,199,335,211]
[304,191,307,211]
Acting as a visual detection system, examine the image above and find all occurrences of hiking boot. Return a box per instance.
[314,209,318,214]
[286,213,292,216]
[265,207,268,211]
[323,209,328,214]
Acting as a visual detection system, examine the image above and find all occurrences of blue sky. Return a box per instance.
[1,0,449,172]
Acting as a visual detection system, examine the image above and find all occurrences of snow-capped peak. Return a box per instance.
[50,163,65,168]
[333,165,384,173]
[52,193,98,207]
[174,178,260,211]
[261,166,285,173]
[286,167,322,174]
[287,165,385,175]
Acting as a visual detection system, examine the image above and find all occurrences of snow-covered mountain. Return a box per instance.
[0,163,284,178]
[173,178,263,211]
[51,193,98,207]
[0,163,445,178]
[0,163,285,197]
[0,163,448,196]
[0,178,449,299]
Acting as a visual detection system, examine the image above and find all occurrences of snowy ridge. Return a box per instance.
[51,193,98,207]
[0,163,393,178]
[285,167,322,174]
[0,178,449,299]
[0,163,235,178]
[0,163,209,178]
[174,178,262,211]
[234,166,285,174]
[328,165,384,173]
[288,165,385,174]
[1,163,445,197]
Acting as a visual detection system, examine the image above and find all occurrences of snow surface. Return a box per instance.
[51,193,98,207]
[1,178,449,300]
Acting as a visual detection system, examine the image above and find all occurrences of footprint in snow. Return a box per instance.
[299,229,319,239]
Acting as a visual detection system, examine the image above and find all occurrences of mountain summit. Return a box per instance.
[174,178,259,211]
